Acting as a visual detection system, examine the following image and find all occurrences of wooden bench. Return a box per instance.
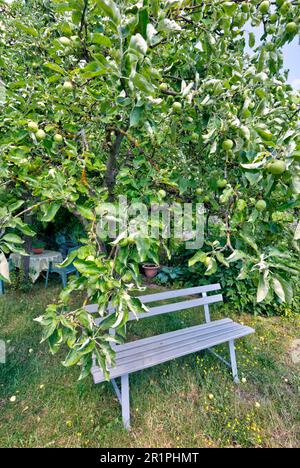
[87,284,255,429]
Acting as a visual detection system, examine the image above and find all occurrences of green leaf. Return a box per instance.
[227,250,247,263]
[58,249,78,268]
[135,237,151,262]
[188,250,207,267]
[8,200,24,212]
[277,276,293,303]
[44,62,65,75]
[91,33,112,47]
[73,259,104,276]
[80,61,107,79]
[0,253,10,282]
[222,2,238,16]
[76,205,95,220]
[272,276,286,302]
[157,19,181,32]
[294,222,300,241]
[41,203,60,222]
[240,232,259,253]
[132,73,156,95]
[137,7,149,39]
[151,0,159,17]
[216,252,229,267]
[205,257,218,276]
[130,106,143,127]
[2,233,24,244]
[15,219,36,236]
[41,322,57,342]
[62,349,82,367]
[15,22,38,37]
[255,126,273,141]
[257,273,269,303]
[96,0,121,25]
[249,32,255,48]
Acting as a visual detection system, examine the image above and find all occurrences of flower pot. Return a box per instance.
[32,248,44,255]
[142,263,160,279]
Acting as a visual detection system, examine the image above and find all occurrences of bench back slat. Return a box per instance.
[135,294,223,321]
[138,283,221,304]
[85,283,223,322]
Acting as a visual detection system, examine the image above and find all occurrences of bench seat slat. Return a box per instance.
[92,320,254,383]
[115,318,233,351]
[110,324,246,365]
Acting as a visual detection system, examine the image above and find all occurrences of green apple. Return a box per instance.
[63,80,73,91]
[28,121,39,133]
[269,13,278,23]
[267,160,286,176]
[222,139,234,151]
[280,1,291,14]
[259,1,270,15]
[54,133,63,143]
[237,199,247,211]
[59,36,71,46]
[217,179,227,189]
[256,200,267,212]
[286,22,298,35]
[159,82,168,92]
[172,102,182,113]
[191,132,199,143]
[196,188,203,195]
[158,189,166,199]
[36,129,46,140]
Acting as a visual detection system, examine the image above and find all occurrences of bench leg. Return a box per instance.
[229,340,239,384]
[121,374,130,430]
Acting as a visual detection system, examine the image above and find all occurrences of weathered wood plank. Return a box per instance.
[87,294,223,323]
[138,283,221,303]
[92,320,254,383]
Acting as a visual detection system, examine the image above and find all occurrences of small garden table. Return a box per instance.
[9,250,63,283]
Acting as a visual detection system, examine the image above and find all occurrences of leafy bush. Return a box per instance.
[9,266,32,294]
[159,256,300,317]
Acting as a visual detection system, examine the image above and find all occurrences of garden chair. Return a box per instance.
[45,246,79,288]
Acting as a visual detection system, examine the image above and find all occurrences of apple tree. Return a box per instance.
[0,0,299,378]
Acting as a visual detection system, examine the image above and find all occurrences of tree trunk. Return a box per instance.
[105,130,125,202]
[22,212,33,280]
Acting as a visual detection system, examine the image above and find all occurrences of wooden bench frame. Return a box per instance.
[87,284,254,429]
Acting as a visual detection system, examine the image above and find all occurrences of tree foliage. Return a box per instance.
[0,0,299,378]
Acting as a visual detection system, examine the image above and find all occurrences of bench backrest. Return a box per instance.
[85,283,223,324]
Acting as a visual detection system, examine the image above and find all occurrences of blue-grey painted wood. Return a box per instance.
[112,319,232,354]
[138,294,223,318]
[91,319,254,384]
[111,379,122,405]
[84,283,222,316]
[121,374,130,429]
[87,293,223,324]
[137,283,221,303]
[229,340,239,383]
[109,325,246,366]
[89,283,255,429]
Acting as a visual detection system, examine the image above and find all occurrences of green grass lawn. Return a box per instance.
[0,280,299,448]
